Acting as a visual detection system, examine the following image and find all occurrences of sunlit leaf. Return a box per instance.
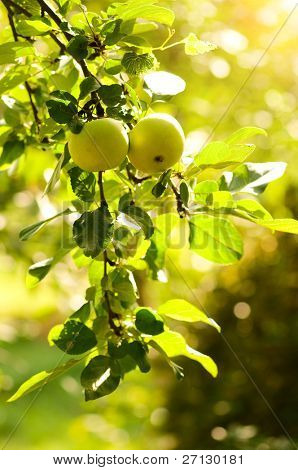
[189,214,243,264]
[144,71,186,96]
[19,209,72,241]
[151,330,218,377]
[158,299,220,331]
[0,41,34,65]
[219,162,287,194]
[184,33,217,55]
[7,358,83,402]
[226,126,267,145]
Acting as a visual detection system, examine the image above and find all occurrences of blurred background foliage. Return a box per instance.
[0,0,298,450]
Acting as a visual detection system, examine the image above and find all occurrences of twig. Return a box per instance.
[98,172,122,337]
[126,166,151,183]
[169,180,186,218]
[3,0,41,129]
[4,0,66,52]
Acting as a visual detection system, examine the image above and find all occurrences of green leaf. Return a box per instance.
[46,99,77,124]
[19,209,71,241]
[151,330,218,377]
[79,76,100,100]
[81,356,121,401]
[16,18,52,36]
[158,299,220,331]
[195,180,219,195]
[257,218,298,234]
[207,191,235,210]
[122,52,154,75]
[183,33,217,55]
[109,267,137,303]
[121,205,154,239]
[0,41,34,65]
[98,84,125,107]
[104,59,123,75]
[179,181,189,206]
[67,35,89,60]
[26,258,53,288]
[225,126,267,145]
[26,247,72,288]
[135,308,164,335]
[51,90,77,105]
[195,141,254,170]
[50,320,97,355]
[7,358,83,402]
[108,0,175,26]
[0,70,30,94]
[43,145,70,196]
[73,206,114,258]
[152,169,171,198]
[131,21,158,34]
[144,71,185,97]
[68,167,96,202]
[236,199,272,220]
[189,214,243,264]
[70,303,91,323]
[0,139,24,168]
[219,162,287,195]
[69,12,99,31]
[127,341,151,373]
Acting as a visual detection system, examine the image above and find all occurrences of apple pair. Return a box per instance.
[68,113,185,174]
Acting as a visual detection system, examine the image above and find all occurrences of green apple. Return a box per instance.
[68,118,129,172]
[128,113,185,174]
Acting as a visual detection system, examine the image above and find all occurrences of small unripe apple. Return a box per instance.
[128,113,185,174]
[68,118,129,172]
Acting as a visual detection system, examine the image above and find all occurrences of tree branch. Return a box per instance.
[126,166,151,183]
[3,0,41,129]
[170,180,186,218]
[98,171,122,337]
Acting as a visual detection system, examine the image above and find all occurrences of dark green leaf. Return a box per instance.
[73,206,114,258]
[152,170,171,198]
[51,90,77,105]
[70,302,91,322]
[135,308,164,335]
[127,341,150,373]
[50,320,97,355]
[67,35,89,60]
[122,52,154,75]
[121,205,154,239]
[81,355,120,401]
[19,209,71,241]
[46,99,77,124]
[68,166,96,202]
[180,181,189,206]
[79,76,100,100]
[0,139,24,167]
[98,84,125,107]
